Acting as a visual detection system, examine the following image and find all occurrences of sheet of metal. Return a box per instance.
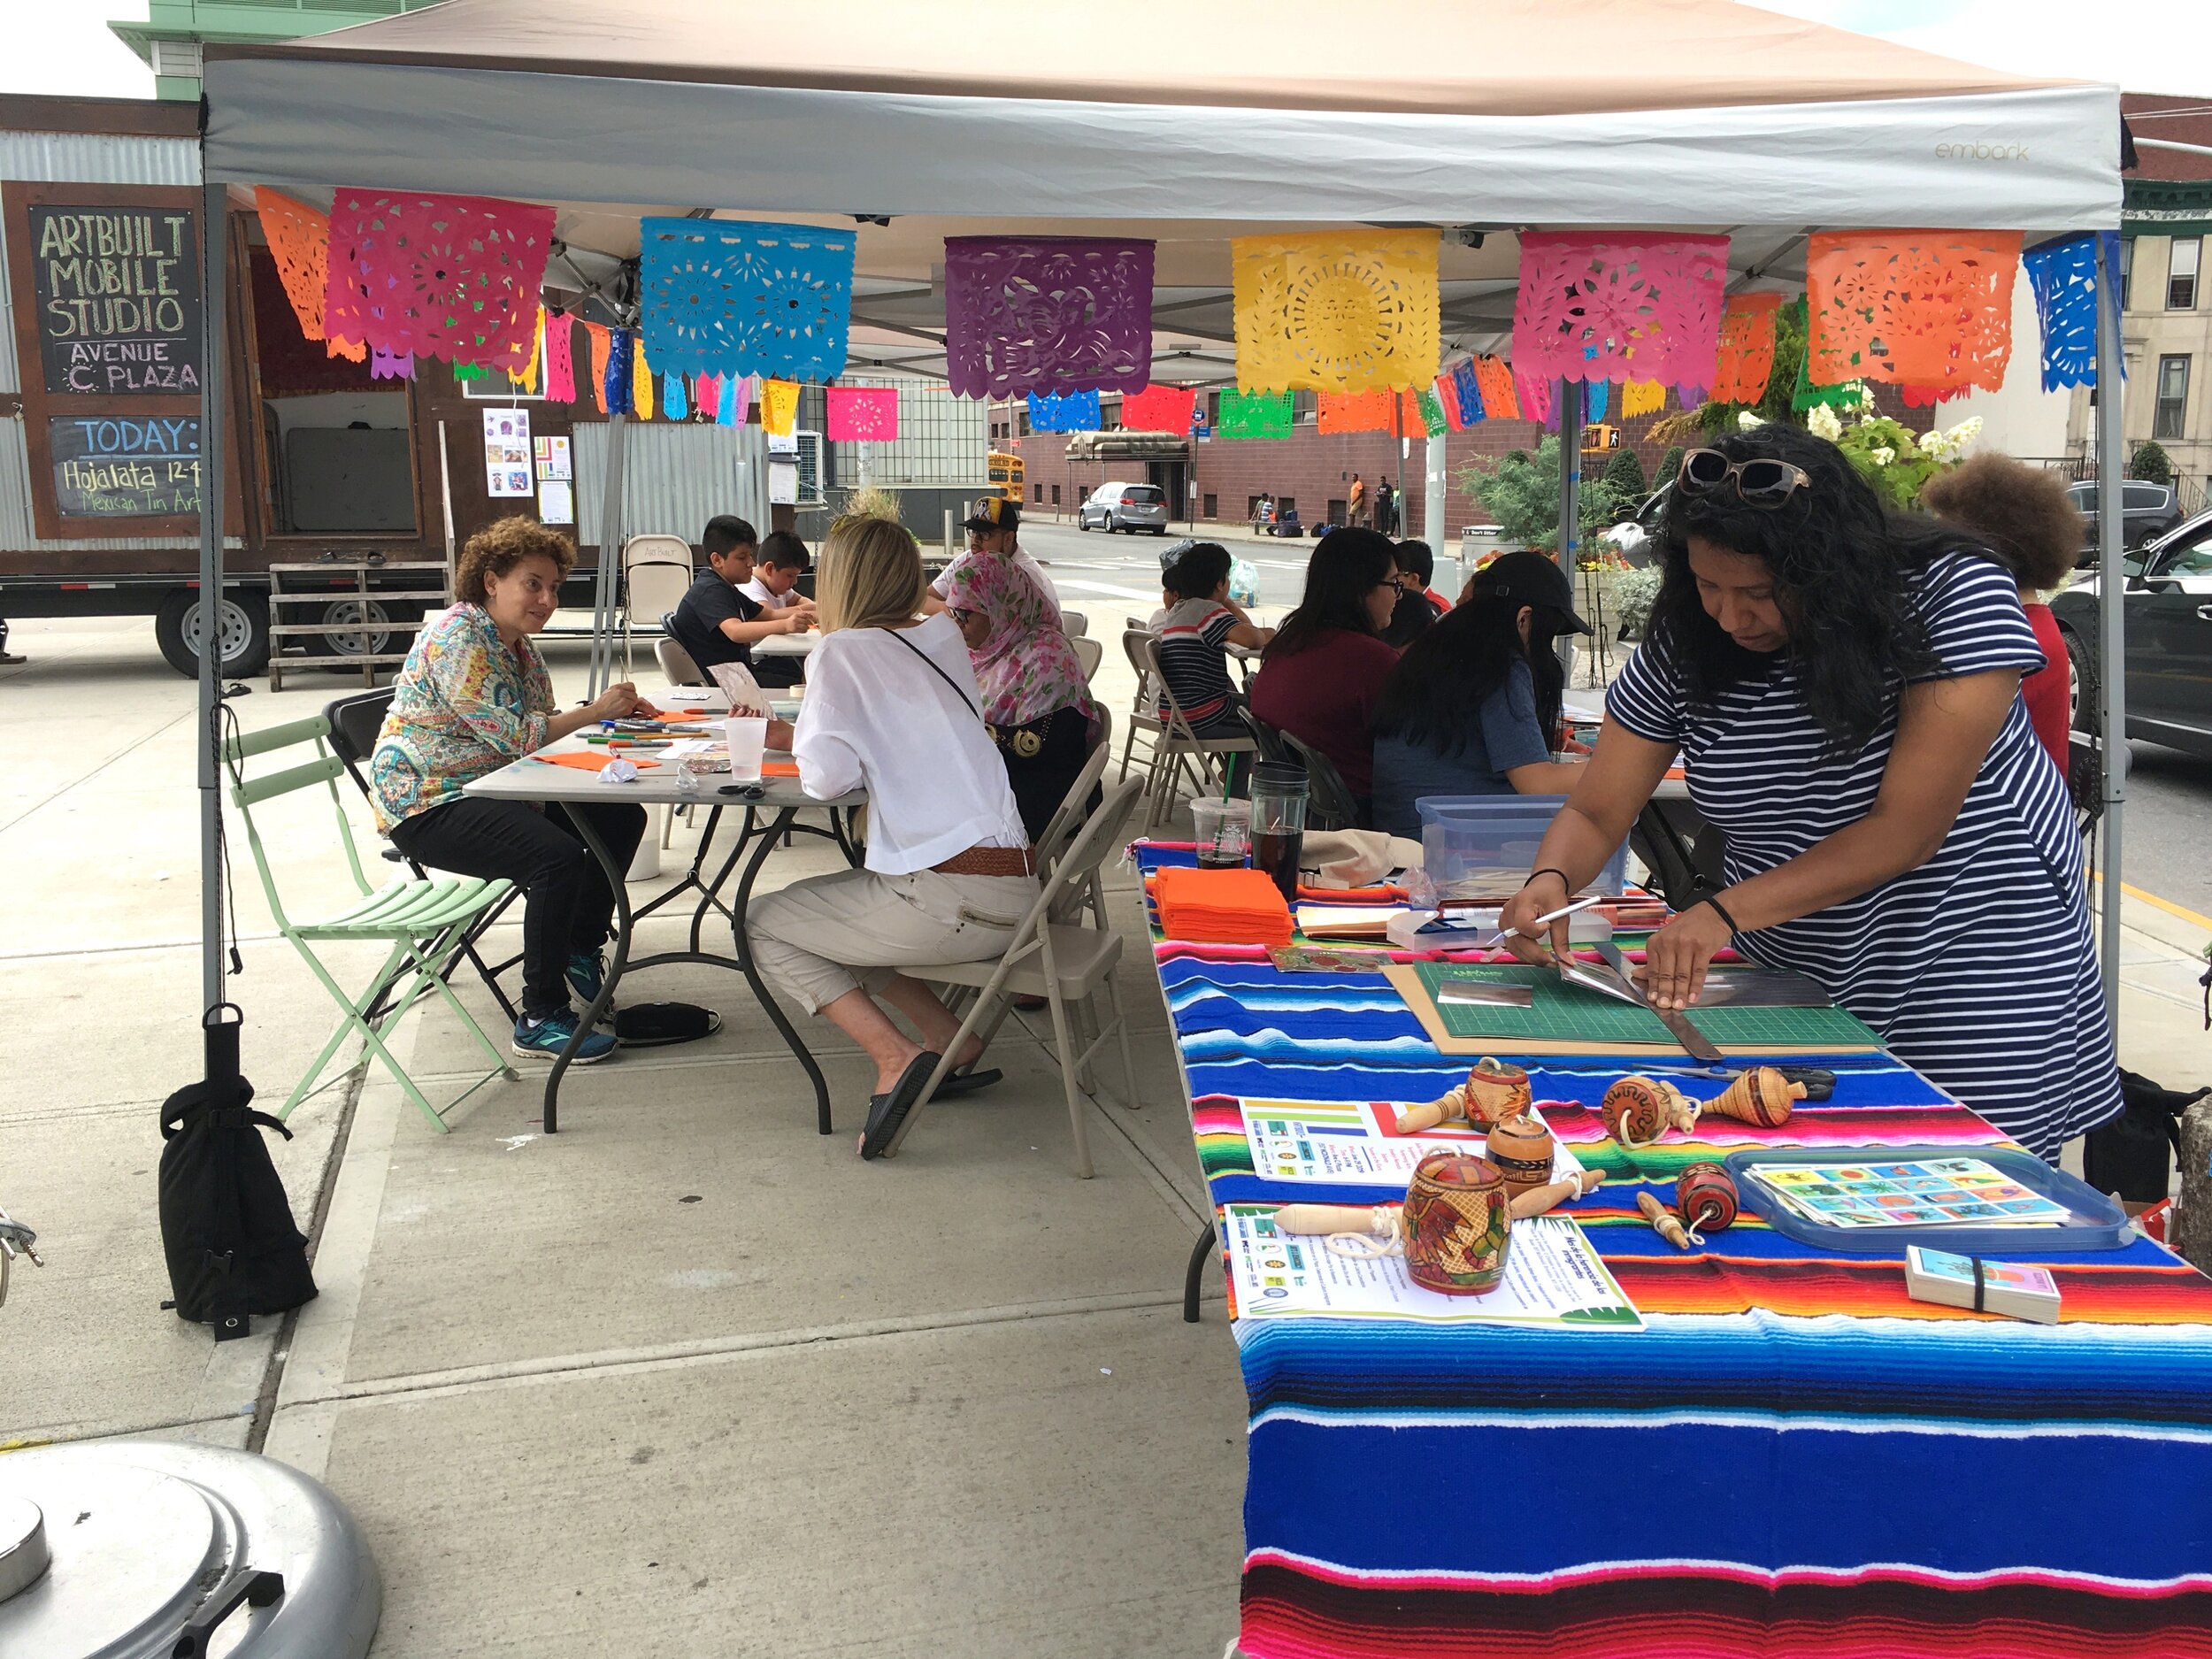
[572,420,769,552]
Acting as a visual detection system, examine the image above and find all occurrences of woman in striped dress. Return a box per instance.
[1498,426,2119,1160]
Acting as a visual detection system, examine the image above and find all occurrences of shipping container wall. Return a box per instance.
[572,419,770,553]
[831,375,987,488]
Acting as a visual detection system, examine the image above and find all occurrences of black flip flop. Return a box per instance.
[932,1067,1003,1099]
[859,1051,941,1160]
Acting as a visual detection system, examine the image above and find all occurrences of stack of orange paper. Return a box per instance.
[1153,865,1294,947]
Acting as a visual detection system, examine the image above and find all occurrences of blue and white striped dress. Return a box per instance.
[1607,549,2121,1160]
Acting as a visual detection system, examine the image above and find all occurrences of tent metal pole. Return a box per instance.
[197,173,229,1017]
[1425,430,1448,567]
[1556,379,1584,680]
[589,411,628,696]
[2093,234,2128,1032]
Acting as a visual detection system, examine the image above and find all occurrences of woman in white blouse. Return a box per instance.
[749,515,1036,1158]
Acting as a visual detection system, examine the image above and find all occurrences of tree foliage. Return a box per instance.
[2129,441,2174,486]
[1460,435,1626,552]
[1601,445,1648,500]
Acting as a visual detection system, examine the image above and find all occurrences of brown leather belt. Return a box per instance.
[932,844,1038,878]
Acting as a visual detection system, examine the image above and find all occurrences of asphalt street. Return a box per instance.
[1022,517,2212,926]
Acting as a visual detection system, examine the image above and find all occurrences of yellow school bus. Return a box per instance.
[987,449,1025,501]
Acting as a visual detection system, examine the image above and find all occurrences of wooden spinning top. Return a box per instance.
[1701,1066,1807,1128]
[1601,1076,1697,1147]
[1402,1153,1512,1295]
[1673,1162,1740,1239]
[1484,1111,1555,1198]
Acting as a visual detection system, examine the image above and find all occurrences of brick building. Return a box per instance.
[996,391,1682,544]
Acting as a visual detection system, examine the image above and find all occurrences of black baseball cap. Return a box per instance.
[963,495,1021,534]
[1469,550,1593,634]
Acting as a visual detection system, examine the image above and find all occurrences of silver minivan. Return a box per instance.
[1078,481,1170,534]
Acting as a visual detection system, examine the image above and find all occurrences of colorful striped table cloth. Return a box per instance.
[1135,843,2212,1659]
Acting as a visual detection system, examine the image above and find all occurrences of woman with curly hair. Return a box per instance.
[1919,452,2086,772]
[1495,424,2119,1161]
[372,516,657,1064]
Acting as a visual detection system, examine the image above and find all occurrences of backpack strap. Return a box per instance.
[882,626,984,724]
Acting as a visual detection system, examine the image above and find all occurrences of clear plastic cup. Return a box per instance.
[1189,797,1252,869]
[723,716,768,784]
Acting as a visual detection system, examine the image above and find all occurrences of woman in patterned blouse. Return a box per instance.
[373,517,656,1064]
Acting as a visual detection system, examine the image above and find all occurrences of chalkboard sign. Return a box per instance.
[27,202,201,397]
[47,413,202,519]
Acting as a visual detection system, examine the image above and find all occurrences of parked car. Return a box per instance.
[1077,481,1171,534]
[1600,482,1672,566]
[2068,480,2183,562]
[2049,509,2212,758]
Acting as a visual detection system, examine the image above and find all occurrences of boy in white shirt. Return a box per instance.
[742,530,816,687]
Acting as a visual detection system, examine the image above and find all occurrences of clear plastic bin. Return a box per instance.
[1415,795,1630,901]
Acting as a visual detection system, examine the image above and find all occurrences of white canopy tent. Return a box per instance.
[192,0,2131,1026]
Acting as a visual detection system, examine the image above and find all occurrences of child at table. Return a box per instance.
[373,517,655,1064]
[1149,541,1272,738]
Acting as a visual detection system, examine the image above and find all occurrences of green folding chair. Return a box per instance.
[222,714,518,1133]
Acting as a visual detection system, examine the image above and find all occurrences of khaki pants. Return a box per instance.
[745,866,1035,1014]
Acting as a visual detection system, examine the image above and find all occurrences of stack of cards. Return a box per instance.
[1743,1158,2071,1231]
[1905,1246,2062,1323]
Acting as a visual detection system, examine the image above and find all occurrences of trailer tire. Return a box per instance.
[312,597,421,668]
[156,588,271,680]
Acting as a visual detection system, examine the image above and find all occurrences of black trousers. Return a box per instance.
[1001,703,1094,843]
[391,797,646,1020]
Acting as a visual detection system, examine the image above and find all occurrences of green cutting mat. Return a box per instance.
[1411,962,1883,1050]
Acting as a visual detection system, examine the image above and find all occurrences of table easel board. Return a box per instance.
[1382,961,1884,1057]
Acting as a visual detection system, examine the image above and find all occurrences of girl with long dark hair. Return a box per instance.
[1248,528,1400,808]
[1496,422,2118,1161]
[1369,551,1592,837]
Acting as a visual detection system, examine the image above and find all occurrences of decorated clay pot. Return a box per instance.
[1401,1152,1512,1295]
[1675,1162,1740,1234]
[1484,1111,1555,1198]
[1463,1056,1533,1126]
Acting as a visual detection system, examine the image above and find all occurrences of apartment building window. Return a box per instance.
[2170,238,2200,311]
[2154,355,2190,440]
[1050,483,1062,506]
[2118,237,2132,310]
[1203,493,1218,518]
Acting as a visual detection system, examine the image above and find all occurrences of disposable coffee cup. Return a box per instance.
[1189,798,1252,869]
[723,716,768,784]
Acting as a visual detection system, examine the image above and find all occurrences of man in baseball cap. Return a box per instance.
[926,493,1062,621]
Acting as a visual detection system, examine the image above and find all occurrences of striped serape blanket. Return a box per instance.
[1133,841,2212,1659]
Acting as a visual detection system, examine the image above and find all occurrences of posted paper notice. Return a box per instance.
[1240,1099,1583,1187]
[1223,1206,1642,1330]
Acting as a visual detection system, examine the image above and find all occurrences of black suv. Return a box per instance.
[2069,480,2183,562]
[2050,510,2212,758]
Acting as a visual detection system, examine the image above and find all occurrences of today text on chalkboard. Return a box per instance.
[48,413,203,519]
[29,204,203,396]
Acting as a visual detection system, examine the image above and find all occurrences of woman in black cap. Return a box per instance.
[1368,550,1592,838]
[1496,424,2118,1163]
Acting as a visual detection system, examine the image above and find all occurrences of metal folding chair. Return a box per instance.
[1140,634,1256,831]
[224,714,516,1133]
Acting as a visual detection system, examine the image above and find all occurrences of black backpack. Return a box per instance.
[158,1008,317,1340]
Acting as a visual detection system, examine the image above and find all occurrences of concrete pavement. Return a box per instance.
[3,607,2207,1656]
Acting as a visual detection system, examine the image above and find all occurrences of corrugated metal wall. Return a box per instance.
[573,420,769,549]
[0,132,200,399]
[833,374,987,487]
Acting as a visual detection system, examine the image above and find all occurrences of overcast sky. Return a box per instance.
[2,0,2208,100]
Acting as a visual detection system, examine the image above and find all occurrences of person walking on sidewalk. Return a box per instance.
[1348,472,1368,529]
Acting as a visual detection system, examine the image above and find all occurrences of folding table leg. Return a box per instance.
[1184,1219,1217,1323]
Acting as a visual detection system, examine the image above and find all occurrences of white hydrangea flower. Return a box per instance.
[1945,416,1984,451]
[1919,427,1949,456]
[1737,410,1765,431]
[1870,445,1897,465]
[1807,403,1844,442]
[1855,384,1877,410]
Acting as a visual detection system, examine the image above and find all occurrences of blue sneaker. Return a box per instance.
[567,951,616,1025]
[511,1009,618,1064]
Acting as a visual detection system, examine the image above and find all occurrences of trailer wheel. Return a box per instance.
[313,597,420,668]
[156,588,271,680]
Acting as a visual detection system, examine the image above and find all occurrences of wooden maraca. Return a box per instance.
[1698,1066,1807,1129]
[1600,1075,1698,1147]
[1394,1056,1532,1134]
[1673,1163,1740,1243]
[1271,1168,1607,1245]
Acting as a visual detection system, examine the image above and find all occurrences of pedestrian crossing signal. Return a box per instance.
[1581,424,1620,454]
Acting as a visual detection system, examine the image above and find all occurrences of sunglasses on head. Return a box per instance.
[1677,449,1810,509]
